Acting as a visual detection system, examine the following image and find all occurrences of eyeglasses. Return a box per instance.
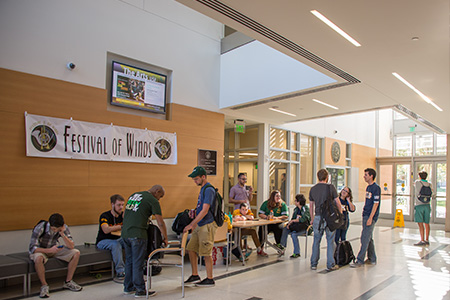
[240,178,247,181]
[342,189,349,193]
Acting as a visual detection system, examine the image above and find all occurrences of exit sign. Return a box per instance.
[234,120,245,133]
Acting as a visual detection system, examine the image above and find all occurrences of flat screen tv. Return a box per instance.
[111,61,167,114]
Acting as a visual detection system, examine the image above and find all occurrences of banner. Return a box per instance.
[25,113,177,164]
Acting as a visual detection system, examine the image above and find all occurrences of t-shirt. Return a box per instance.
[363,183,381,221]
[309,183,338,216]
[232,208,254,218]
[258,200,289,217]
[96,210,123,244]
[229,184,251,210]
[196,184,215,227]
[339,197,355,221]
[121,191,162,239]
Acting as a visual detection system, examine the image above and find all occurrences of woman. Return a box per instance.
[258,190,289,255]
[335,186,356,244]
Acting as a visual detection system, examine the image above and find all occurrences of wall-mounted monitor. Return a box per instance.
[111,61,167,114]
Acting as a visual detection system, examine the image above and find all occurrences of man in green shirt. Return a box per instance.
[121,185,167,298]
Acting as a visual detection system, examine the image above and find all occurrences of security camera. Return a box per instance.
[66,62,76,70]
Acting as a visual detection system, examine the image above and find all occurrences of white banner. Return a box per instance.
[25,113,177,164]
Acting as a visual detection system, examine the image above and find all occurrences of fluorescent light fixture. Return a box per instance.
[312,99,338,110]
[392,72,443,112]
[240,152,258,156]
[311,10,361,47]
[268,107,297,117]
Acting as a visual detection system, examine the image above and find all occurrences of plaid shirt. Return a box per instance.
[29,221,73,254]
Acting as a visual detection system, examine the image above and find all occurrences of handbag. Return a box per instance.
[289,221,308,232]
[320,185,345,232]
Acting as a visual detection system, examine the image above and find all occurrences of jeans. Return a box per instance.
[280,228,301,255]
[335,220,349,245]
[356,216,377,264]
[97,238,125,274]
[123,237,147,293]
[259,224,283,246]
[310,216,336,269]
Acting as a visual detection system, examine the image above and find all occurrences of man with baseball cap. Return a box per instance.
[183,166,218,287]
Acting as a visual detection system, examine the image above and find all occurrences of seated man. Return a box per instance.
[29,213,82,298]
[232,203,265,257]
[96,194,125,282]
[280,194,311,258]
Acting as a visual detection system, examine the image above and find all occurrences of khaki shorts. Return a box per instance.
[30,247,80,264]
[186,222,218,256]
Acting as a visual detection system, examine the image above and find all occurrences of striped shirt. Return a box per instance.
[29,221,73,254]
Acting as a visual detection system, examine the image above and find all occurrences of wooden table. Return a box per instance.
[232,219,285,265]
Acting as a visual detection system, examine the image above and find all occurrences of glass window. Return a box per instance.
[436,134,447,155]
[327,168,345,192]
[436,163,446,219]
[238,150,258,159]
[300,134,314,184]
[288,164,298,205]
[394,111,407,120]
[237,162,257,207]
[269,162,287,198]
[270,128,287,149]
[270,150,287,160]
[300,186,313,202]
[239,127,258,148]
[290,132,298,151]
[395,135,412,156]
[415,134,433,156]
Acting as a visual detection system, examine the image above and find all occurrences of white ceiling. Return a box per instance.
[177,0,449,133]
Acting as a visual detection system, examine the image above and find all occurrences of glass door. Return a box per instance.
[378,164,394,218]
[435,162,446,223]
[395,163,412,221]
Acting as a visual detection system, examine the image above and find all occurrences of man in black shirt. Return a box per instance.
[96,194,125,282]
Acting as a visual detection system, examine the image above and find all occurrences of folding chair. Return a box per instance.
[146,231,189,298]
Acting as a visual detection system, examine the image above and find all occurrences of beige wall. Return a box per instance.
[324,138,347,166]
[0,68,224,231]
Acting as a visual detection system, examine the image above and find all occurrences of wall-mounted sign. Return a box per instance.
[331,141,341,163]
[198,149,217,175]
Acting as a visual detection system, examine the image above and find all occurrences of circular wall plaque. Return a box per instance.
[331,142,341,163]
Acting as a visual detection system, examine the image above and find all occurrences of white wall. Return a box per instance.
[0,0,223,111]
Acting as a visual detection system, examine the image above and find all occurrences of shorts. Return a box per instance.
[186,222,217,256]
[414,204,431,224]
[30,247,80,264]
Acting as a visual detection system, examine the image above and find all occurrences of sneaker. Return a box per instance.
[184,275,201,284]
[257,249,268,257]
[195,278,215,287]
[238,251,252,262]
[135,290,156,298]
[39,285,49,298]
[310,265,317,270]
[364,259,377,265]
[113,272,125,283]
[290,254,300,258]
[424,240,430,245]
[350,262,364,268]
[414,241,427,246]
[276,244,285,250]
[326,265,339,272]
[123,290,136,295]
[62,280,82,292]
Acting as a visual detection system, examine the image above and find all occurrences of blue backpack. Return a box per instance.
[418,183,432,204]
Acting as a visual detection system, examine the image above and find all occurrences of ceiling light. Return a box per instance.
[311,10,361,47]
[392,72,443,112]
[268,107,297,117]
[312,99,338,110]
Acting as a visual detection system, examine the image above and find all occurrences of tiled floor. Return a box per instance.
[26,220,450,300]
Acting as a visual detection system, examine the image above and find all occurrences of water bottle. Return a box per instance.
[269,210,274,221]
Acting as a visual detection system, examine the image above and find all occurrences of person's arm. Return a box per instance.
[347,199,356,212]
[366,186,380,226]
[184,203,211,232]
[258,202,268,219]
[59,226,75,249]
[154,214,168,246]
[334,197,343,213]
[310,201,315,225]
[101,223,122,234]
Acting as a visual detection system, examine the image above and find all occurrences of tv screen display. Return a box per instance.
[111,61,167,113]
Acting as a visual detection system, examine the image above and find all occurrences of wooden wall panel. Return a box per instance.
[351,143,376,202]
[324,138,347,166]
[0,68,224,231]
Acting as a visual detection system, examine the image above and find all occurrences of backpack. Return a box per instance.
[202,183,224,227]
[147,223,164,260]
[171,209,194,234]
[334,240,355,266]
[320,185,345,232]
[33,220,48,239]
[418,183,432,204]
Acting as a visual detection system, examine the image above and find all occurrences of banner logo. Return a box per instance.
[155,138,171,160]
[31,125,57,152]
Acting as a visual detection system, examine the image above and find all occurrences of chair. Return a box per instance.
[146,231,188,298]
[199,223,231,271]
[288,225,313,257]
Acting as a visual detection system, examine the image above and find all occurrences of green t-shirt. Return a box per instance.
[121,191,162,239]
[258,200,289,217]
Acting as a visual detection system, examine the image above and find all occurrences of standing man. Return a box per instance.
[351,168,381,267]
[184,166,218,287]
[229,172,253,210]
[29,213,82,298]
[413,171,432,246]
[121,185,168,298]
[309,169,342,271]
[96,194,126,283]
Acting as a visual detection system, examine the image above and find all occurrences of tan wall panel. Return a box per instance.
[324,138,347,166]
[351,143,376,202]
[0,68,224,231]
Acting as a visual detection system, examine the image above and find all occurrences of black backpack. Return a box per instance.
[202,183,224,227]
[320,185,344,232]
[418,183,432,204]
[334,240,355,266]
[171,209,193,235]
[33,220,48,239]
[147,223,164,259]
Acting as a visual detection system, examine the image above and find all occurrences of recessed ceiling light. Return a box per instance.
[392,72,443,112]
[312,99,338,110]
[268,107,297,117]
[311,10,361,47]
